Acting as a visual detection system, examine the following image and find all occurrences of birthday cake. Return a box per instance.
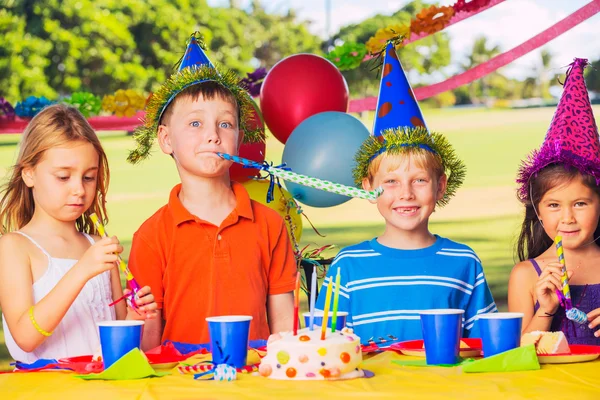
[521,331,570,354]
[258,327,364,380]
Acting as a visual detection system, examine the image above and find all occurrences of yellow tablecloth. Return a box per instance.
[2,352,600,400]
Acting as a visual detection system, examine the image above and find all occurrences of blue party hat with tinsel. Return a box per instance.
[353,40,465,207]
[372,42,428,137]
[178,33,214,71]
[128,32,263,164]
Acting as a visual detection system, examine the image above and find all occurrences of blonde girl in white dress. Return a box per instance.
[0,104,157,363]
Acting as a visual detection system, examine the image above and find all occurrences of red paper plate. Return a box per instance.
[537,344,600,364]
[390,338,483,358]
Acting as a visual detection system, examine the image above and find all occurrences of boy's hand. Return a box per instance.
[77,236,122,280]
[587,308,600,337]
[535,263,572,315]
[125,286,158,320]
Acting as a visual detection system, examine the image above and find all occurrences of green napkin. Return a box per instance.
[462,345,540,373]
[392,358,473,368]
[75,348,170,380]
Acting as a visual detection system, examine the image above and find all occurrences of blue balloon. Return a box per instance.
[282,111,370,207]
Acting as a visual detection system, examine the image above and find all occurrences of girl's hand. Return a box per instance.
[535,263,572,315]
[125,286,158,320]
[77,236,122,280]
[587,308,600,337]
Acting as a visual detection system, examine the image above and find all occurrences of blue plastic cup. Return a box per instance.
[478,312,523,357]
[302,311,347,330]
[97,320,144,369]
[419,309,464,365]
[205,316,252,368]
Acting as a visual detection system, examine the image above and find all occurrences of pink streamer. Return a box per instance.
[349,0,600,113]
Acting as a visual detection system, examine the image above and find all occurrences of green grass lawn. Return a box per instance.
[1,106,594,370]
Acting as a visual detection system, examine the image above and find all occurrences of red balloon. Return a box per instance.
[230,99,266,182]
[260,54,349,144]
[230,141,266,182]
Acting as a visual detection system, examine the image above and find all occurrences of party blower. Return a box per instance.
[89,213,142,312]
[554,236,587,324]
[216,153,382,201]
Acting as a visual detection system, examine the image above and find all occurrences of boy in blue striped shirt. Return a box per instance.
[316,42,496,344]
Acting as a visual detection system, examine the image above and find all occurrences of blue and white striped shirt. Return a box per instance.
[315,236,496,344]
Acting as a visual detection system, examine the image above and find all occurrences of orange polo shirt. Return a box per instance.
[128,182,296,344]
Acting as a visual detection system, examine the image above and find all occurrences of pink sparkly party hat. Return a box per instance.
[517,58,600,200]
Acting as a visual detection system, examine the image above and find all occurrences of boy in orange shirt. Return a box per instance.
[127,34,296,349]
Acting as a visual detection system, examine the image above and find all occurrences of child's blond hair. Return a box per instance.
[366,147,445,185]
[0,104,109,234]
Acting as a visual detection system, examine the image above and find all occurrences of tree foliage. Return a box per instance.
[0,0,534,104]
[585,57,600,95]
[0,0,323,101]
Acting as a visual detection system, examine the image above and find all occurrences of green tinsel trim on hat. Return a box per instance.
[353,127,466,207]
[127,64,263,164]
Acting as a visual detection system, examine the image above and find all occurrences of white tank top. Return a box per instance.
[2,231,116,363]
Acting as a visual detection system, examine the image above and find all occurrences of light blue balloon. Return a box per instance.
[282,111,370,208]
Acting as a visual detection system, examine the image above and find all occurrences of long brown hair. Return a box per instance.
[0,104,110,234]
[516,164,600,261]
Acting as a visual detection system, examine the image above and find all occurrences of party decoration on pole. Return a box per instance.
[554,236,588,324]
[259,54,349,144]
[220,153,383,201]
[282,111,371,208]
[296,245,334,334]
[89,213,142,312]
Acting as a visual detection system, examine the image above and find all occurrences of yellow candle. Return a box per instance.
[321,276,333,340]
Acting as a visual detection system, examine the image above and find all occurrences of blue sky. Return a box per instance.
[208,0,600,81]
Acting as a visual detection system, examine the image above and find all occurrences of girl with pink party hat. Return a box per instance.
[508,59,600,345]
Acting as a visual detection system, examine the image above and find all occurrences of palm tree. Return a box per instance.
[522,50,553,99]
[538,49,553,99]
[522,76,538,99]
[462,36,501,105]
